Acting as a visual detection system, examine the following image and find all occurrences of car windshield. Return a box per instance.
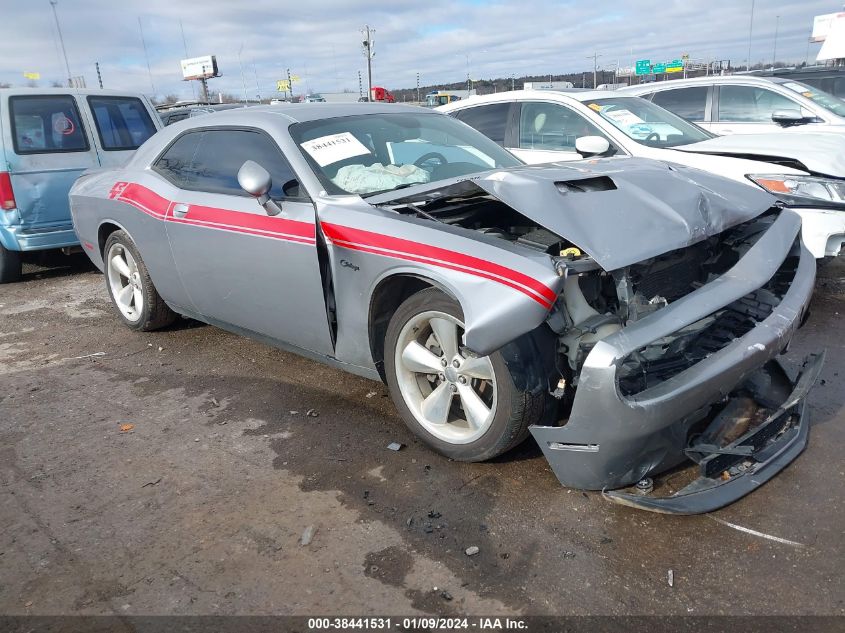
[289,112,520,197]
[781,81,845,117]
[584,96,713,147]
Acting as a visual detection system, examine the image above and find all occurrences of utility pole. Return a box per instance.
[747,0,755,71]
[287,68,292,101]
[416,72,420,103]
[586,52,601,88]
[772,15,780,68]
[362,25,374,101]
[358,70,363,99]
[49,0,72,87]
[95,61,103,88]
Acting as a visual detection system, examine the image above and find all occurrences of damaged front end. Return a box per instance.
[375,160,821,513]
[530,207,821,514]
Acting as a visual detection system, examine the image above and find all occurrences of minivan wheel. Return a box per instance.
[384,288,544,462]
[0,243,22,283]
[103,230,176,331]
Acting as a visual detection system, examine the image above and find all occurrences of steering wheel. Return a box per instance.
[414,152,448,169]
[644,132,661,143]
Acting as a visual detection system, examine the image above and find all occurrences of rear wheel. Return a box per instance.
[104,230,176,331]
[384,288,545,462]
[0,243,22,284]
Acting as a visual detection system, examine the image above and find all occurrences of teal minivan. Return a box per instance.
[0,88,161,282]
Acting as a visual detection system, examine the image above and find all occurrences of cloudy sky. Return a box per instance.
[0,0,839,99]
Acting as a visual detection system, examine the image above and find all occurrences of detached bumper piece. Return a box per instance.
[604,352,825,514]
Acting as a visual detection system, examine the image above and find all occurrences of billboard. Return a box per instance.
[180,55,218,80]
[812,12,845,42]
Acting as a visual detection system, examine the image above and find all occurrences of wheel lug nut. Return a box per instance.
[440,358,448,367]
[452,359,460,368]
[449,384,458,393]
[458,376,467,384]
[438,373,445,381]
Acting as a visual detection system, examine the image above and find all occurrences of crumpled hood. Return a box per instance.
[678,132,845,178]
[470,158,777,270]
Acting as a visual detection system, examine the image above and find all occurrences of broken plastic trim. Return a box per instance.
[603,351,825,515]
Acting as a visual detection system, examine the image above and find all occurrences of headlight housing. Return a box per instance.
[747,174,845,207]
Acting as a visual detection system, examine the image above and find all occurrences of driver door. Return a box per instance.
[157,127,334,355]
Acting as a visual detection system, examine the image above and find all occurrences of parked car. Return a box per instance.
[753,66,845,100]
[69,103,821,514]
[304,94,326,103]
[0,88,161,282]
[618,75,845,135]
[439,90,845,260]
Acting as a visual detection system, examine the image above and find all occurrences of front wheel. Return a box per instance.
[384,288,545,462]
[103,230,176,331]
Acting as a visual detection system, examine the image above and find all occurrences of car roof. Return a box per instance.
[621,75,792,92]
[438,89,623,110]
[198,101,424,124]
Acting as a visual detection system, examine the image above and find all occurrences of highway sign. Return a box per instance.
[635,60,651,75]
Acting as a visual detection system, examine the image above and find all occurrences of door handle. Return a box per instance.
[172,203,189,217]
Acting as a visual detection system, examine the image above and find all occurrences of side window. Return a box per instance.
[87,96,157,150]
[718,85,799,122]
[518,102,608,151]
[651,87,708,121]
[452,103,510,145]
[9,95,89,154]
[154,129,303,199]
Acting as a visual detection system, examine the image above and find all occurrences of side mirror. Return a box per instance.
[238,160,281,216]
[575,136,611,158]
[771,109,804,126]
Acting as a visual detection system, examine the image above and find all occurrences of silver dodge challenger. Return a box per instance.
[69,103,823,513]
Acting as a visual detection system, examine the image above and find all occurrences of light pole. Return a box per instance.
[586,52,601,89]
[747,0,755,71]
[49,0,72,87]
[772,15,780,69]
[362,25,374,100]
[237,44,248,102]
[416,72,420,103]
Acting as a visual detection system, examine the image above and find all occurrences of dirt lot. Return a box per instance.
[1,254,843,617]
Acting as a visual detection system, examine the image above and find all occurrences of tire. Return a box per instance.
[103,230,176,331]
[384,287,545,462]
[0,243,22,284]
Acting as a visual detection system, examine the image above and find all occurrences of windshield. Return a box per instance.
[584,96,713,147]
[781,81,845,117]
[290,112,520,196]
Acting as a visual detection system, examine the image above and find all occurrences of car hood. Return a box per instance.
[678,132,845,178]
[377,158,777,271]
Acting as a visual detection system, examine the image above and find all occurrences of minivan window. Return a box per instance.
[650,87,708,121]
[87,96,157,150]
[9,95,89,154]
[452,103,511,145]
[154,128,303,198]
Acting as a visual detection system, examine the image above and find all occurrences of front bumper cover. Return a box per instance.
[529,210,820,513]
[604,352,824,514]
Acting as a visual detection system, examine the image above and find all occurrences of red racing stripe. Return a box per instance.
[113,182,315,245]
[321,222,556,309]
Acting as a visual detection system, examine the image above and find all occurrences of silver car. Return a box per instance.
[69,103,822,513]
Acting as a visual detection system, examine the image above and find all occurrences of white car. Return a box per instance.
[438,90,845,259]
[618,75,845,136]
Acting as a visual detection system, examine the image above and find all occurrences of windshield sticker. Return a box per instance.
[300,132,371,167]
[602,109,645,126]
[587,103,602,112]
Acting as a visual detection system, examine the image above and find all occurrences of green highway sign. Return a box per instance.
[635,59,651,75]
[652,62,666,73]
